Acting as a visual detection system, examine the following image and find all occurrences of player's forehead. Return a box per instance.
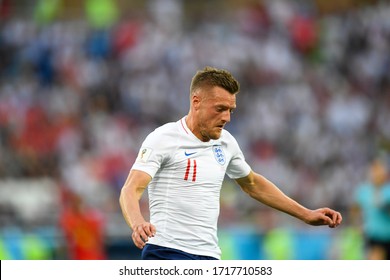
[202,86,236,107]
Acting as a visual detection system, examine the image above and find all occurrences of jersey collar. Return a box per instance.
[179,116,219,145]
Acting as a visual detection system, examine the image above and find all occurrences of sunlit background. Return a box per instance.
[0,0,389,260]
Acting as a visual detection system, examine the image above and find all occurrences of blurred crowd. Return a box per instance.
[0,0,390,259]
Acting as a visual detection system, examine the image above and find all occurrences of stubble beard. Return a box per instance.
[200,128,221,141]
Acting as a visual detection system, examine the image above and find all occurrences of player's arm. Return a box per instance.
[235,170,342,228]
[119,169,156,249]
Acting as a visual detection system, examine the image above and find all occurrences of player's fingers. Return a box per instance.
[321,207,334,216]
[323,215,334,227]
[323,208,342,227]
[333,211,342,227]
[132,231,145,249]
[137,226,150,242]
[142,223,154,238]
[320,208,336,226]
[151,224,157,236]
[133,225,150,247]
[317,208,333,226]
[325,213,341,228]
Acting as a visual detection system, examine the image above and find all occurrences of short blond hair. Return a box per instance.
[190,66,240,96]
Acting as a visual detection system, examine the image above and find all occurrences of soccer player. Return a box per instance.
[119,66,342,260]
[352,158,390,259]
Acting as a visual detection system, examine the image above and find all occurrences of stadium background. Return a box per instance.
[0,0,388,260]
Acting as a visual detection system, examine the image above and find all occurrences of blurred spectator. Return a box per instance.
[59,188,106,260]
[351,158,390,259]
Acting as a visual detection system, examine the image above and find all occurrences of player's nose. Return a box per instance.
[222,111,231,123]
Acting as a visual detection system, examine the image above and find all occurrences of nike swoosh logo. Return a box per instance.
[184,151,197,156]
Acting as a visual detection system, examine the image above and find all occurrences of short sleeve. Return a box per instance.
[131,128,169,178]
[225,134,251,179]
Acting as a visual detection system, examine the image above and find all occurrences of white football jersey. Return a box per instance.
[131,116,251,259]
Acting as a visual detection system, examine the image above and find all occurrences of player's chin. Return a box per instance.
[211,129,222,139]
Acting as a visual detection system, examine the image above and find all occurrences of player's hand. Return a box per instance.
[306,207,342,228]
[132,222,156,249]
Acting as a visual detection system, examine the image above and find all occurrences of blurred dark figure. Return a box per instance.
[59,188,106,260]
[352,158,390,259]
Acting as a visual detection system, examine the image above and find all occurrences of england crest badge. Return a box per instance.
[212,145,226,165]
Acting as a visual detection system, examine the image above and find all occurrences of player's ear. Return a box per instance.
[192,92,201,110]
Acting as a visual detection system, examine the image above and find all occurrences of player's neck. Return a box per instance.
[185,114,208,142]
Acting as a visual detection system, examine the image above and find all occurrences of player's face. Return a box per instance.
[369,160,388,186]
[196,87,236,141]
